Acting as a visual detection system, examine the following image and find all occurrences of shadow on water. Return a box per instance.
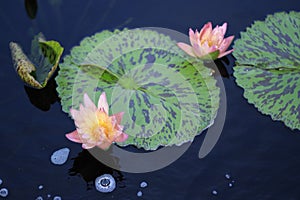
[24,70,59,111]
[68,149,125,190]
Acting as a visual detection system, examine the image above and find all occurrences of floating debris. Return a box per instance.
[38,185,43,190]
[225,174,231,180]
[95,174,116,193]
[211,190,218,196]
[35,196,43,200]
[137,191,143,197]
[50,147,70,165]
[140,181,148,188]
[0,188,8,197]
[53,196,62,200]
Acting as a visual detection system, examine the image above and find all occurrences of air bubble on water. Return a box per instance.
[0,179,2,185]
[50,147,70,165]
[140,181,148,188]
[38,185,43,190]
[95,174,116,193]
[211,190,218,196]
[225,174,231,180]
[137,191,143,197]
[35,196,43,200]
[53,196,62,200]
[229,182,233,188]
[0,188,8,197]
[47,194,51,198]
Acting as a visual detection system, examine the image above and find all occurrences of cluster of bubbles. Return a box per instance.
[35,184,62,200]
[211,173,236,196]
[37,147,69,200]
[94,173,149,198]
[137,181,148,197]
[0,178,8,198]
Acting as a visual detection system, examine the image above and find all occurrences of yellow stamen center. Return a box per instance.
[95,111,116,140]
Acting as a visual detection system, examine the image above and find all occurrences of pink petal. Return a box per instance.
[219,35,235,53]
[218,49,234,58]
[189,28,199,48]
[193,44,206,57]
[217,22,227,37]
[199,22,212,41]
[98,92,109,114]
[177,42,196,57]
[82,143,96,149]
[66,130,82,143]
[114,132,128,143]
[210,23,228,46]
[192,41,211,57]
[83,93,97,111]
[70,108,80,120]
[113,112,124,125]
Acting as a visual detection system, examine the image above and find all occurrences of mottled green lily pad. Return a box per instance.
[10,33,64,89]
[233,11,300,130]
[56,28,220,150]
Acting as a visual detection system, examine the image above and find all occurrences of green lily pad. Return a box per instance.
[233,11,300,130]
[56,28,220,150]
[10,33,64,89]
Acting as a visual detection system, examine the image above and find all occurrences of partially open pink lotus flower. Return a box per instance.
[177,22,234,59]
[66,92,128,150]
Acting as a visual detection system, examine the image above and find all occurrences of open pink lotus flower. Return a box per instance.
[177,22,234,59]
[66,92,128,150]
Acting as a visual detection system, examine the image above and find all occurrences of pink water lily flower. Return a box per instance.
[66,92,128,150]
[177,22,234,59]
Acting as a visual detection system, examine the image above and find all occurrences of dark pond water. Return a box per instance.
[1,0,300,199]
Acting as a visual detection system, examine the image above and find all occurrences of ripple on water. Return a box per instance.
[0,188,8,197]
[95,174,116,193]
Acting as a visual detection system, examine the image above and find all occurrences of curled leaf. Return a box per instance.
[10,33,64,89]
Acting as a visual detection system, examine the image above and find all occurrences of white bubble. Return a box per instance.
[51,148,70,165]
[0,188,8,197]
[229,183,233,188]
[95,174,116,193]
[38,185,43,190]
[47,194,51,198]
[0,179,2,185]
[225,173,231,179]
[212,190,218,195]
[35,196,43,200]
[137,191,143,197]
[140,181,148,188]
[53,196,62,200]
